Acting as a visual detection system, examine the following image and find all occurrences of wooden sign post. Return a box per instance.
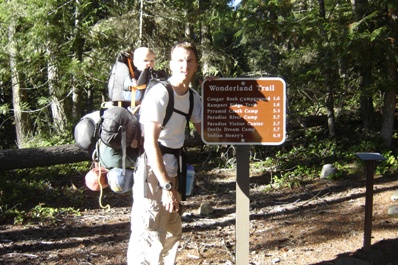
[202,78,286,264]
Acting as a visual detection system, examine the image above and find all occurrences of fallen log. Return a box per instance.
[0,131,204,171]
[0,144,90,170]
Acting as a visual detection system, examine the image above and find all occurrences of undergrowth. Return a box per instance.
[1,122,398,225]
[0,162,90,225]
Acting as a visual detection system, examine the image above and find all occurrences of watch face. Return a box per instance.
[163,183,172,190]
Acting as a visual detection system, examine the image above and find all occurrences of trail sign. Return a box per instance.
[201,77,286,264]
[201,78,286,145]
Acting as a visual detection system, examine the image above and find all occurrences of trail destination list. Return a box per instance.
[201,78,286,145]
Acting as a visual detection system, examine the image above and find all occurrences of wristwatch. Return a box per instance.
[161,182,172,191]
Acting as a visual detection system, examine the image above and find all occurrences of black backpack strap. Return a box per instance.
[162,81,174,127]
[187,88,194,122]
[172,88,193,124]
[120,125,126,176]
[160,81,194,127]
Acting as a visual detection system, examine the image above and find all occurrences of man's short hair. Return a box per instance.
[171,41,198,62]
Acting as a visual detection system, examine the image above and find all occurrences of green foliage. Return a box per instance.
[12,204,80,226]
[26,128,74,147]
[0,163,89,225]
[0,104,10,116]
[378,151,398,176]
[244,122,397,191]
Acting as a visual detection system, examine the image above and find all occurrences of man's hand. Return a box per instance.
[162,188,180,213]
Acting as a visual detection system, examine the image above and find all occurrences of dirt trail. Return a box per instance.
[1,170,397,265]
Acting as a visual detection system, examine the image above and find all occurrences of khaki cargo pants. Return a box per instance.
[127,158,182,265]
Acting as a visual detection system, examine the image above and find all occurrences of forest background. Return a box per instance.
[0,0,398,223]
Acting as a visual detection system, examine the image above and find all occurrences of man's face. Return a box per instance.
[134,52,155,71]
[169,47,198,83]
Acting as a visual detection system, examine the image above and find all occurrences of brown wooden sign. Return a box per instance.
[202,78,286,145]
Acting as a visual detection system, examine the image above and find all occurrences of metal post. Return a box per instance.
[355,152,385,252]
[235,145,250,264]
[363,160,375,251]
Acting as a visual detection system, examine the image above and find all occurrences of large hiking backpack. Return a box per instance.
[134,68,168,106]
[100,106,140,150]
[73,80,194,196]
[107,51,167,105]
[74,80,194,156]
[74,106,140,174]
[81,106,139,194]
[108,51,135,102]
[97,106,141,179]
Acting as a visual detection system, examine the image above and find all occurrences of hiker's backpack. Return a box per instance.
[74,80,193,156]
[134,68,168,106]
[73,79,194,196]
[100,106,141,150]
[97,106,141,173]
[107,51,168,105]
[99,79,194,158]
[108,51,135,102]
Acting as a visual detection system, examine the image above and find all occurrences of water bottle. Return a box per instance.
[186,165,195,195]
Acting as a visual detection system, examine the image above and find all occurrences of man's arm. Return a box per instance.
[143,121,180,212]
[143,121,169,184]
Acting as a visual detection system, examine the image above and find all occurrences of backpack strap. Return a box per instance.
[187,88,194,122]
[120,125,127,176]
[127,56,135,79]
[162,82,194,127]
[162,81,175,127]
[130,84,146,109]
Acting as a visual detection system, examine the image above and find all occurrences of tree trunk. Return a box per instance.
[359,82,374,131]
[87,88,94,113]
[318,0,336,137]
[47,44,67,134]
[8,14,31,148]
[0,132,203,170]
[200,23,212,77]
[268,6,279,69]
[326,88,336,137]
[184,9,194,39]
[72,78,81,121]
[72,0,83,121]
[0,145,90,170]
[352,0,375,131]
[139,0,143,45]
[380,8,398,146]
[381,87,396,146]
[199,0,212,78]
